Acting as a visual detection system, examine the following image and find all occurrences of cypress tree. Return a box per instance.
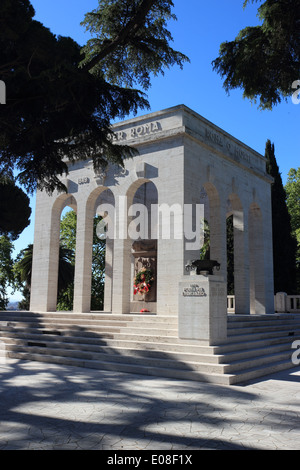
[265,140,297,294]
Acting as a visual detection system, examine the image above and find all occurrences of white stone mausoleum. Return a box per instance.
[30,105,275,346]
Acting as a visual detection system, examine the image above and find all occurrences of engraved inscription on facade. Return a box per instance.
[205,128,224,147]
[182,284,207,297]
[78,177,90,185]
[113,121,161,142]
[204,127,253,168]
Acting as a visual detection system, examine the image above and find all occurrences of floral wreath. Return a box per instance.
[133,267,154,295]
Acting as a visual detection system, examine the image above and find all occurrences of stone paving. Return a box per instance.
[0,358,300,451]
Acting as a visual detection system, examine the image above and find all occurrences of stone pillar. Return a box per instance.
[275,292,287,313]
[155,202,185,315]
[233,209,250,314]
[262,201,275,314]
[73,201,93,313]
[30,192,61,312]
[249,204,269,314]
[103,236,113,311]
[210,198,227,283]
[178,273,227,345]
[111,195,132,314]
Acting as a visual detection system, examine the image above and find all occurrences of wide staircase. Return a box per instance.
[0,311,300,385]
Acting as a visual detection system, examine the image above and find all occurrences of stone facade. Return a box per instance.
[30,105,275,325]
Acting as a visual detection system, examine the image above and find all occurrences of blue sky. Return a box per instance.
[9,0,299,300]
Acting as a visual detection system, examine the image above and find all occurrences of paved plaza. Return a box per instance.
[0,358,299,451]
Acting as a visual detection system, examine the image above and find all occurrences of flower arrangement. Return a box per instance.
[133,267,153,295]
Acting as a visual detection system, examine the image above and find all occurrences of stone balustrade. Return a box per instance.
[227,293,300,314]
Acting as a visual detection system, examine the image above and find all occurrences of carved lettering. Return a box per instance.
[78,177,90,185]
[182,284,206,297]
[233,147,251,164]
[205,129,224,147]
[130,121,161,138]
[113,131,127,142]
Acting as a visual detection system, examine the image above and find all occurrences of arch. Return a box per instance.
[73,186,115,313]
[30,193,78,312]
[51,194,78,311]
[126,180,158,313]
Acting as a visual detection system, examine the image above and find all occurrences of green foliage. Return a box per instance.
[199,219,210,260]
[265,140,298,293]
[15,242,75,310]
[199,218,234,294]
[285,167,300,292]
[14,244,33,309]
[0,0,188,193]
[0,235,15,310]
[0,177,31,240]
[81,0,189,89]
[58,210,106,311]
[226,216,234,295]
[91,215,106,311]
[285,168,300,236]
[213,0,300,109]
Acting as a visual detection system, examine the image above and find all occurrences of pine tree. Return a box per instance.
[265,140,297,293]
[0,0,188,194]
[213,0,300,110]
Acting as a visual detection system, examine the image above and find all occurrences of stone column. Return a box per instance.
[73,201,93,313]
[209,197,227,283]
[111,195,132,314]
[103,236,113,311]
[262,201,275,314]
[249,205,266,314]
[30,192,61,312]
[233,209,250,314]
[155,191,185,315]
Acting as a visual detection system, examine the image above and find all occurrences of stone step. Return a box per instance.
[0,312,178,324]
[228,313,300,322]
[0,336,222,365]
[230,359,298,385]
[2,334,294,372]
[226,327,300,344]
[0,324,178,339]
[228,322,300,334]
[0,311,299,385]
[216,333,300,354]
[3,350,234,385]
[0,330,217,355]
[1,327,297,381]
[2,343,229,374]
[3,347,297,386]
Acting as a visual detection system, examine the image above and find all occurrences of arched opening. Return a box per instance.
[129,180,158,313]
[72,187,115,313]
[56,202,77,311]
[93,188,115,311]
[47,194,77,312]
